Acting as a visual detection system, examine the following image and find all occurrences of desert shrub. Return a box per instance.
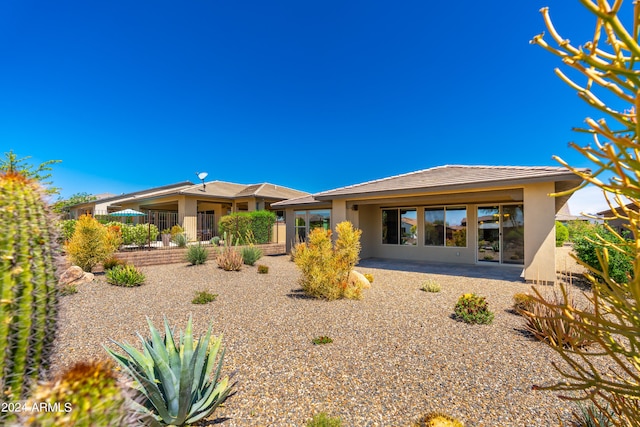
[192,291,218,304]
[105,316,234,426]
[216,234,243,271]
[241,245,263,265]
[294,221,362,300]
[218,213,252,243]
[312,336,333,345]
[512,292,534,314]
[421,279,441,293]
[556,221,569,247]
[186,244,208,265]
[66,214,118,272]
[59,284,78,296]
[103,256,126,271]
[571,402,613,427]
[173,232,188,247]
[170,224,184,237]
[364,273,374,283]
[307,412,342,427]
[257,264,269,274]
[520,288,593,349]
[453,293,494,324]
[211,236,221,246]
[573,225,633,284]
[412,412,464,427]
[106,264,145,287]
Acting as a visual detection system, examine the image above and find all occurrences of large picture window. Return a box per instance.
[294,209,331,242]
[382,208,417,245]
[424,206,467,247]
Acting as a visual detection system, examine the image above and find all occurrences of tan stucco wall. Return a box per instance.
[179,197,198,241]
[523,182,556,283]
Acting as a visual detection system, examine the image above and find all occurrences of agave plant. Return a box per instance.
[105,315,234,426]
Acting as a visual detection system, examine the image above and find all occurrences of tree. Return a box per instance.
[52,192,97,214]
[0,150,61,194]
[530,1,640,425]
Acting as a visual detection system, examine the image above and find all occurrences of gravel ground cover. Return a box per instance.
[51,253,597,427]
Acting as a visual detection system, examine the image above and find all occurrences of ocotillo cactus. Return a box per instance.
[0,171,58,406]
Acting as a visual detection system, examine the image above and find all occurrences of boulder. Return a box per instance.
[348,270,371,289]
[59,266,94,287]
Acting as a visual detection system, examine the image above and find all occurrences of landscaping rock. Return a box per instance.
[59,265,94,287]
[349,270,371,289]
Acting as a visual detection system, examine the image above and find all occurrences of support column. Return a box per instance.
[524,182,556,284]
[178,197,198,241]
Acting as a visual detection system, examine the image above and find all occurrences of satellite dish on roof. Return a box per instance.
[196,172,208,190]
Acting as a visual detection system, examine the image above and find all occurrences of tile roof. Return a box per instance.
[313,165,585,199]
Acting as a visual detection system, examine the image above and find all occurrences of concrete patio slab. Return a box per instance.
[357,257,525,282]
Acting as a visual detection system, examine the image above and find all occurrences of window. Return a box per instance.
[424,207,467,247]
[382,208,417,245]
[294,209,331,242]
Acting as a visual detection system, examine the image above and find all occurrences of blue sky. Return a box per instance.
[0,1,624,214]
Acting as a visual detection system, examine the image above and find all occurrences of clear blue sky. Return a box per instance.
[0,1,623,214]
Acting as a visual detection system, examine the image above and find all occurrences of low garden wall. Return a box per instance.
[110,243,286,268]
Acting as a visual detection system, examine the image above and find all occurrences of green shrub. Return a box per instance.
[120,223,159,247]
[218,213,251,244]
[312,336,333,345]
[520,288,593,349]
[453,293,494,324]
[106,264,145,287]
[59,218,77,241]
[66,214,118,272]
[420,279,441,293]
[556,221,569,247]
[186,244,208,265]
[294,221,363,300]
[192,291,218,304]
[241,245,263,265]
[306,412,342,427]
[573,225,633,284]
[257,264,269,274]
[249,210,276,243]
[105,315,234,426]
[173,232,188,247]
[566,220,597,242]
[211,236,221,246]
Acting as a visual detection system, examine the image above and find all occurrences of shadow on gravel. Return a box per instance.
[196,417,232,425]
[286,289,315,300]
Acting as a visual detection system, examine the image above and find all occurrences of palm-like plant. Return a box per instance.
[105,315,234,426]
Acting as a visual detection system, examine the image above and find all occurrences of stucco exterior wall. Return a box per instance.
[523,182,556,283]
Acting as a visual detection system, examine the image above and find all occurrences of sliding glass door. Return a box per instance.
[477,205,524,265]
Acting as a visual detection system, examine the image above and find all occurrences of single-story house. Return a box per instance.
[272,165,586,284]
[67,180,309,242]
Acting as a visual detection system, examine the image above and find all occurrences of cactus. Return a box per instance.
[22,359,139,427]
[0,171,58,406]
